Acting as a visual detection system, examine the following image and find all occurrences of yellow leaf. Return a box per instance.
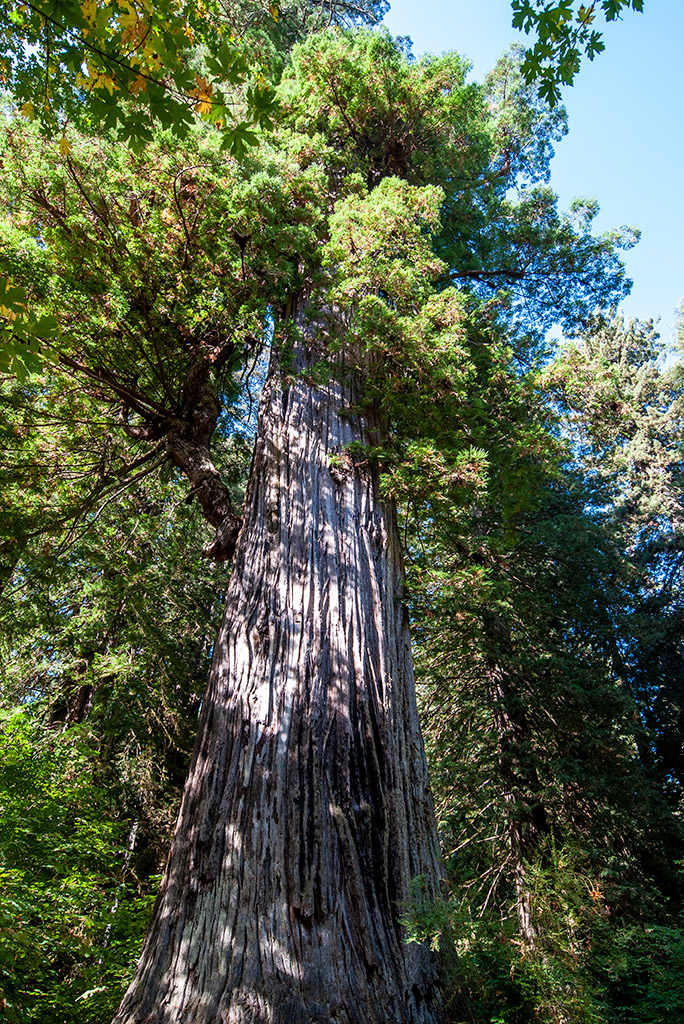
[192,74,213,116]
[60,136,71,156]
[121,14,147,46]
[94,73,120,95]
[129,75,147,95]
[270,3,278,20]
[21,101,35,119]
[81,0,97,24]
[194,94,213,116]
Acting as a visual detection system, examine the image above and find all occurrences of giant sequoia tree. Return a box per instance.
[0,22,637,1024]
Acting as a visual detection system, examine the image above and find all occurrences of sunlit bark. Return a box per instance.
[113,296,444,1024]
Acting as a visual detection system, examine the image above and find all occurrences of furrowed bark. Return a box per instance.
[113,296,444,1024]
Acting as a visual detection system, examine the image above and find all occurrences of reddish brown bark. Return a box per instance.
[113,299,444,1024]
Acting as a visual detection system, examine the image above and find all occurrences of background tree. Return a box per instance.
[552,315,684,813]
[404,314,684,1023]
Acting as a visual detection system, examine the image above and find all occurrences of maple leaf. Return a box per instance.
[129,75,147,96]
[192,73,213,116]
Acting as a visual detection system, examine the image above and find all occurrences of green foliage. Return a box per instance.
[0,24,678,1024]
[548,316,684,811]
[0,0,276,150]
[0,0,389,158]
[284,30,634,346]
[327,177,446,308]
[0,267,59,380]
[0,0,391,371]
[401,314,684,1023]
[404,770,684,1023]
[511,1,646,106]
[0,368,246,1018]
[0,708,156,1023]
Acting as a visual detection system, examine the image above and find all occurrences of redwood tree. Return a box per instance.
[0,26,635,1024]
[112,295,447,1023]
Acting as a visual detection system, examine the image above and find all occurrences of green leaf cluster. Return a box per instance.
[511,1,646,106]
[0,708,156,1022]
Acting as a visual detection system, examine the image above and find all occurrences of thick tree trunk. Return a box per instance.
[113,298,444,1024]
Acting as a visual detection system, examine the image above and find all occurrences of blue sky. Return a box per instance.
[382,0,683,351]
